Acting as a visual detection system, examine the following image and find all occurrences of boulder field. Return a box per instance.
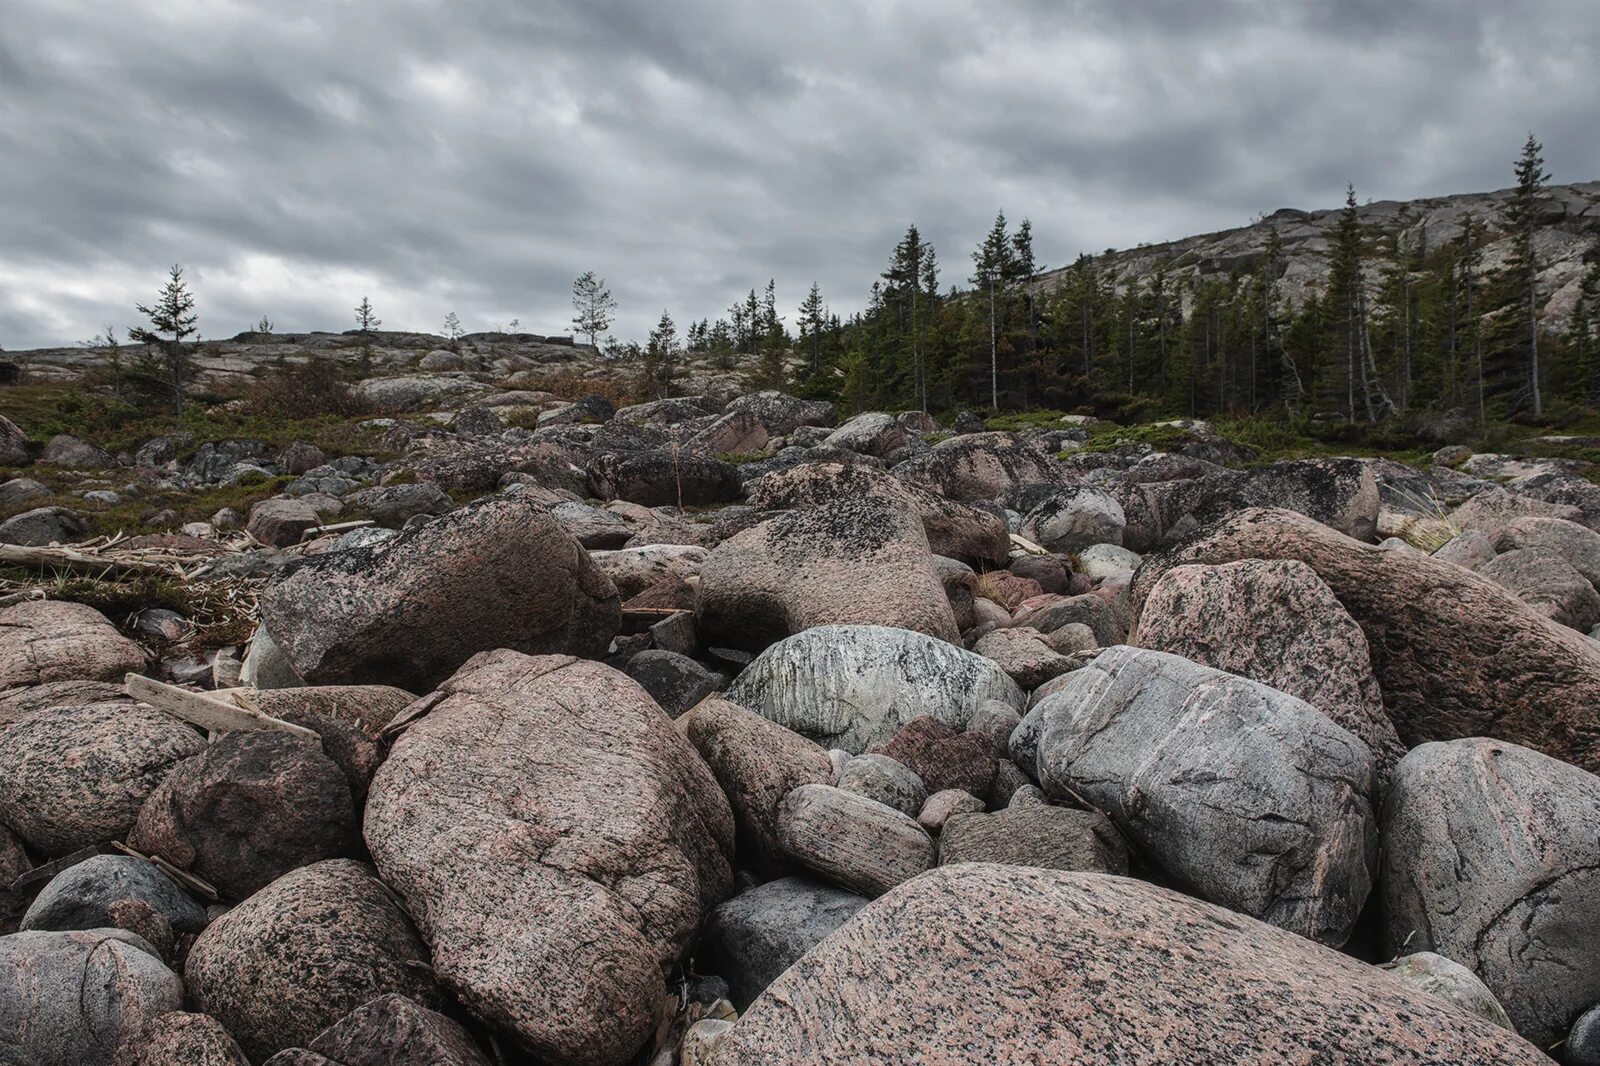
[3,393,1596,1063]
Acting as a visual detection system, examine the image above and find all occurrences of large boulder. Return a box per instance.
[683,698,835,876]
[823,412,909,458]
[1491,515,1600,585]
[1130,507,1600,771]
[1234,458,1381,542]
[41,433,113,470]
[186,859,437,1062]
[128,730,360,901]
[777,784,935,897]
[0,506,92,546]
[1382,739,1600,1046]
[0,928,182,1066]
[746,462,1009,566]
[696,497,958,652]
[246,498,321,548]
[587,451,741,507]
[1479,547,1600,630]
[0,416,27,466]
[304,993,489,1066]
[363,650,734,1066]
[1451,487,1585,536]
[725,625,1024,753]
[1017,486,1126,552]
[892,432,1061,501]
[112,1011,250,1066]
[1134,559,1405,785]
[343,483,453,528]
[0,600,145,692]
[698,876,869,1009]
[590,543,708,599]
[257,492,619,691]
[21,854,206,934]
[0,701,203,855]
[1016,646,1376,945]
[704,866,1548,1065]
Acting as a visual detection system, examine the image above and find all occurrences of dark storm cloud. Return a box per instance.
[1,0,1597,350]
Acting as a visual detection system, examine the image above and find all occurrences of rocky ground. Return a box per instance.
[6,352,1600,1062]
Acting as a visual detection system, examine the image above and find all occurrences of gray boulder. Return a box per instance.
[0,416,27,466]
[306,993,490,1066]
[41,433,113,470]
[622,649,720,716]
[698,876,869,1008]
[0,928,182,1066]
[725,624,1024,753]
[823,412,910,458]
[1379,952,1514,1030]
[344,483,453,528]
[1382,738,1600,1046]
[1491,515,1600,585]
[1018,486,1126,552]
[1016,646,1376,946]
[836,754,927,817]
[21,855,206,934]
[0,505,91,546]
[893,432,1061,501]
[0,599,145,692]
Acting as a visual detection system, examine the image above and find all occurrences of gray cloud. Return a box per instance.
[1,0,1597,350]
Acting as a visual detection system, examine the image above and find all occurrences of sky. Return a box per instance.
[1,0,1597,351]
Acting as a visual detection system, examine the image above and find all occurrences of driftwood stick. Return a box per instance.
[1008,533,1049,556]
[125,673,319,741]
[110,840,220,901]
[300,519,376,541]
[0,543,175,577]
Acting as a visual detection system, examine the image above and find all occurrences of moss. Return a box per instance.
[715,451,771,465]
[0,476,296,534]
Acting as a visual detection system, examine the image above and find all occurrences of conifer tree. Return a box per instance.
[1506,134,1550,415]
[797,282,827,382]
[354,296,380,375]
[128,263,198,414]
[571,272,618,349]
[644,310,680,399]
[971,212,1013,408]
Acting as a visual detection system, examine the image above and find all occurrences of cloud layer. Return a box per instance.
[2,0,1596,350]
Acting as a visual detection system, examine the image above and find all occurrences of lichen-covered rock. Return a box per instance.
[1451,487,1585,535]
[622,649,720,716]
[0,600,145,693]
[343,483,453,528]
[363,651,734,1066]
[247,498,321,548]
[0,416,27,466]
[21,855,206,934]
[128,731,360,901]
[892,432,1061,501]
[1131,507,1600,771]
[0,505,93,546]
[1379,953,1514,1031]
[1018,486,1126,552]
[590,543,709,599]
[0,678,124,730]
[746,462,1009,566]
[1479,546,1600,630]
[777,784,935,898]
[1134,559,1405,786]
[587,451,741,507]
[704,866,1548,1066]
[683,698,835,876]
[1382,739,1600,1046]
[696,497,957,652]
[0,928,182,1066]
[823,412,910,458]
[698,877,869,1009]
[111,1011,249,1066]
[835,754,927,817]
[307,993,490,1066]
[1017,646,1376,946]
[725,625,1024,753]
[0,701,203,855]
[185,859,437,1062]
[257,492,619,691]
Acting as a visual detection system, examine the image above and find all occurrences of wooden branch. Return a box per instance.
[110,840,220,902]
[1008,533,1049,557]
[0,543,175,577]
[125,673,319,741]
[299,519,376,541]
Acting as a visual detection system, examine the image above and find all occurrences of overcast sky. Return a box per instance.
[2,0,1597,351]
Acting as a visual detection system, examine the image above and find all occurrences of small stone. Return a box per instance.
[777,783,936,897]
[836,753,927,817]
[939,804,1129,874]
[917,789,985,832]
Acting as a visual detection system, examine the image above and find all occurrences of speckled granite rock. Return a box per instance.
[777,784,935,897]
[0,700,203,855]
[938,805,1128,875]
[363,650,734,1066]
[307,993,490,1066]
[186,859,436,1063]
[21,854,206,934]
[1379,953,1513,1030]
[111,1011,249,1066]
[1383,738,1600,1046]
[705,866,1548,1065]
[699,876,869,1009]
[0,600,145,693]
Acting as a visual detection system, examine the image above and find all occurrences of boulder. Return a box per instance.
[916,789,985,831]
[876,716,996,796]
[704,866,1548,1066]
[696,497,958,652]
[1134,559,1405,785]
[128,730,360,901]
[725,625,1025,753]
[351,373,491,412]
[1076,542,1140,583]
[0,478,49,509]
[682,698,836,876]
[972,627,1074,689]
[1235,458,1381,542]
[1018,486,1126,552]
[588,452,741,507]
[41,433,113,470]
[1451,487,1585,536]
[892,432,1061,501]
[343,483,453,528]
[698,877,869,1009]
[590,544,708,600]
[777,784,936,897]
[623,649,720,716]
[0,928,182,1066]
[0,416,27,466]
[823,412,909,457]
[1017,646,1376,946]
[0,679,124,730]
[186,859,437,1062]
[1131,507,1600,770]
[21,855,206,934]
[112,1011,250,1066]
[306,993,490,1066]
[0,701,203,855]
[363,650,734,1066]
[0,600,145,692]
[1479,547,1600,629]
[257,492,619,691]
[1382,739,1600,1046]
[1491,515,1600,585]
[746,462,1009,566]
[1378,953,1514,1031]
[246,498,321,548]
[938,804,1128,874]
[0,506,92,546]
[835,754,927,817]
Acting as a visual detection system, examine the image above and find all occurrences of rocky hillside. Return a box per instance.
[1035,179,1600,321]
[5,379,1600,1062]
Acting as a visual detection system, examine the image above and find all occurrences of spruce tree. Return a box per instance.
[128,263,199,414]
[644,310,679,399]
[354,296,381,375]
[1506,134,1550,415]
[797,282,827,381]
[970,212,1013,409]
